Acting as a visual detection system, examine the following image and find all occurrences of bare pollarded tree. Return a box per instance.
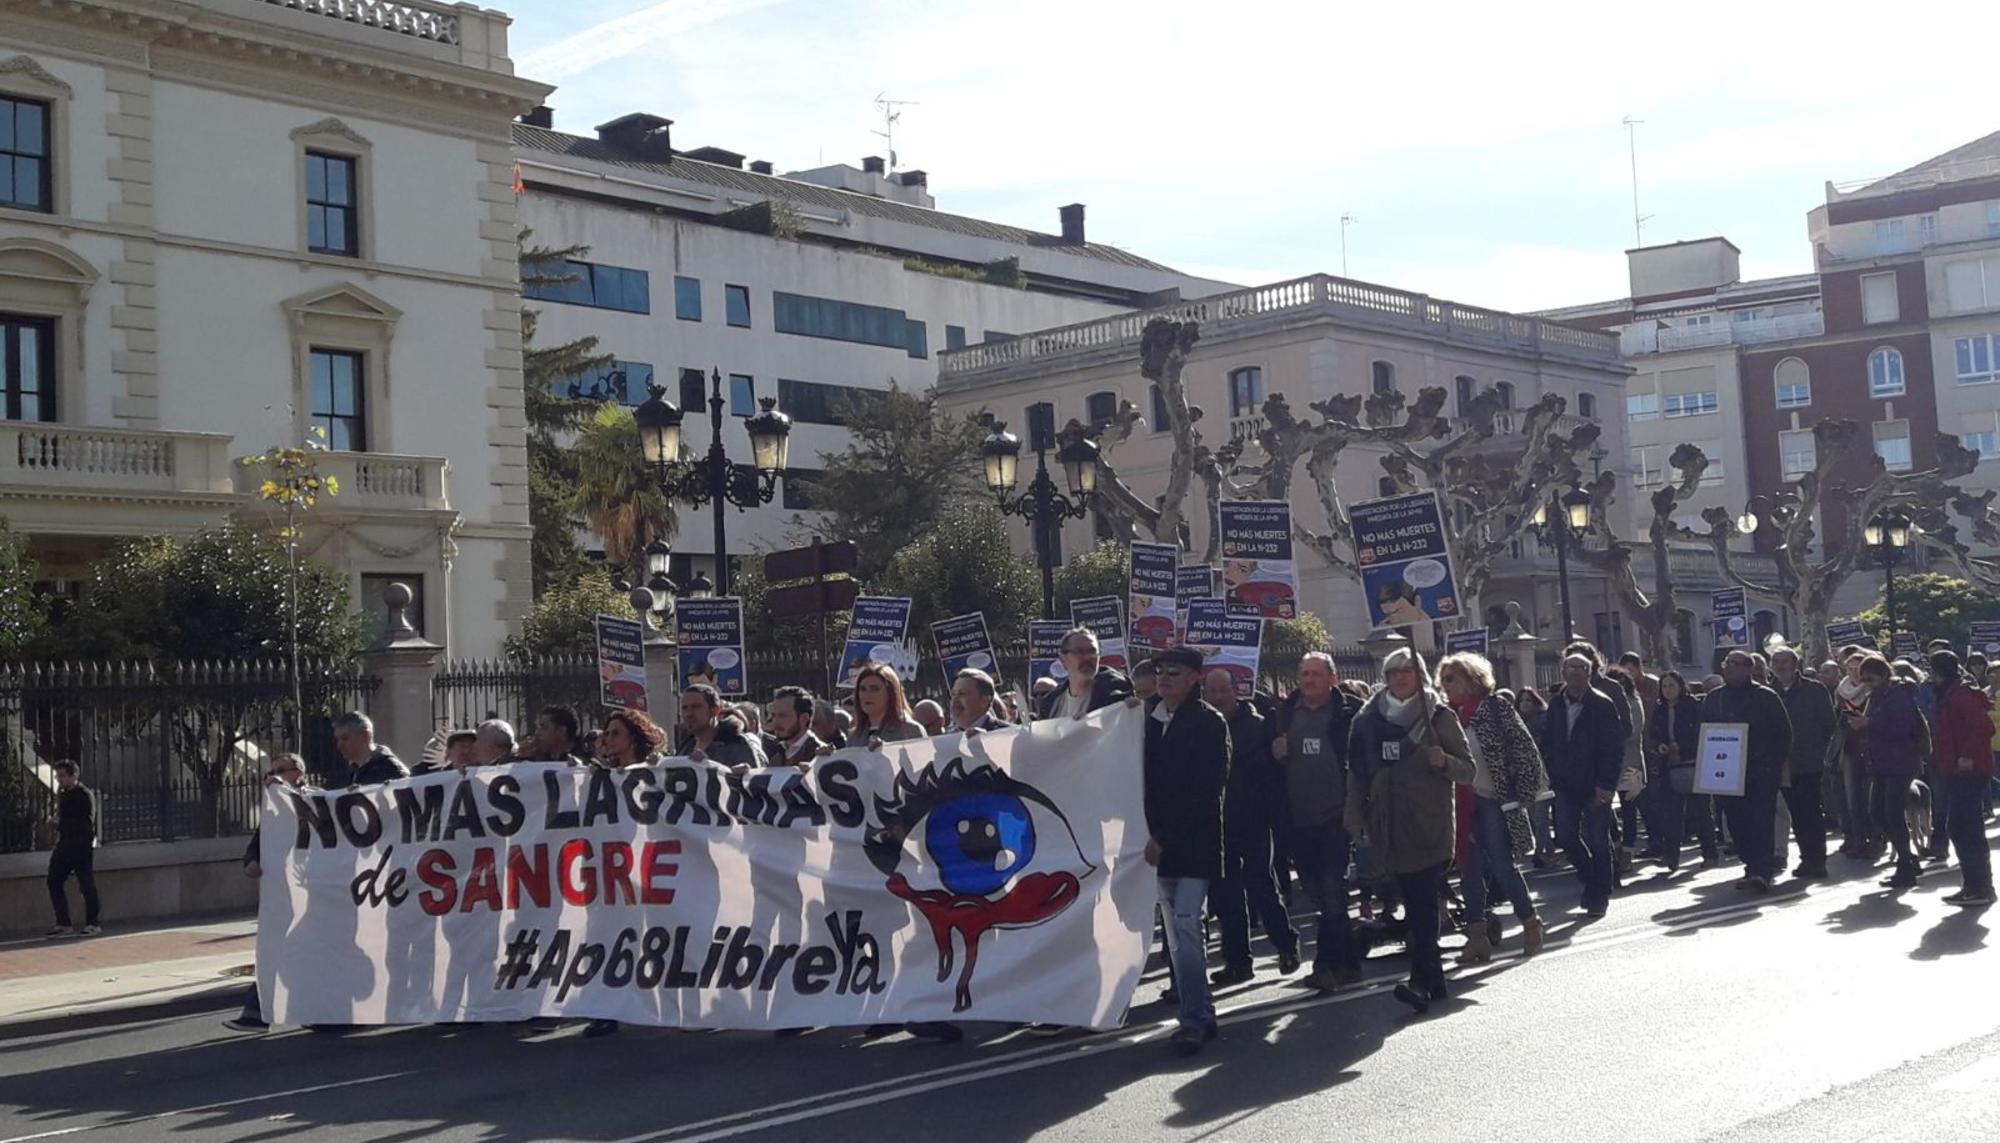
[1567,443,1710,667]
[1699,419,1980,662]
[1084,318,1228,560]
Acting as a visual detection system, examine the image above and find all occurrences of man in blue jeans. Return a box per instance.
[1143,646,1229,1056]
[1539,654,1626,917]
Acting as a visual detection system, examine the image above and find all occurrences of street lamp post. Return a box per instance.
[632,368,792,597]
[980,419,1100,619]
[1533,486,1593,641]
[1862,509,1914,636]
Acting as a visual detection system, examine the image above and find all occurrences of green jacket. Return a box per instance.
[1344,691,1475,874]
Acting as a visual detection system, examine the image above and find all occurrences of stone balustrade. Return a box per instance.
[0,422,235,497]
[235,451,451,512]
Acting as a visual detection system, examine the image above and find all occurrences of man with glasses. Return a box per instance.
[1036,627,1133,720]
[1143,647,1228,1055]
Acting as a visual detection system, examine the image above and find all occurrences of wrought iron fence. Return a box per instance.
[432,655,605,739]
[0,659,377,853]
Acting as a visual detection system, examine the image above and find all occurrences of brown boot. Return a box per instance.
[1521,916,1545,957]
[1458,922,1492,966]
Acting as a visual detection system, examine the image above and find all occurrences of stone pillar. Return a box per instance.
[360,582,441,767]
[1496,600,1541,694]
[642,617,679,716]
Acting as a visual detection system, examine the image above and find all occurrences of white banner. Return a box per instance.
[258,707,1151,1030]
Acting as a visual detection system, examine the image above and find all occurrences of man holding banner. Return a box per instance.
[1037,627,1134,720]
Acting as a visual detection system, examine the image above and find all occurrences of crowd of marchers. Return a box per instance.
[42,627,1999,1056]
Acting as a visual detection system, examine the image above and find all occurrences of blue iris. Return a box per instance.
[925,793,1037,896]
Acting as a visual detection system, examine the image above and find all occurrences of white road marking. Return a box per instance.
[0,1072,419,1143]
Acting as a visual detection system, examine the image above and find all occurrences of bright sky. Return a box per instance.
[503,0,2000,313]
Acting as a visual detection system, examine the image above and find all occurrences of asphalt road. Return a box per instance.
[3,832,1997,1143]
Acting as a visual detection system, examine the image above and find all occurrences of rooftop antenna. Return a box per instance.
[1339,213,1356,277]
[873,93,918,172]
[1622,116,1652,247]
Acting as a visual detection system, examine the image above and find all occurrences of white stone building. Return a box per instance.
[0,0,549,654]
[511,112,1230,585]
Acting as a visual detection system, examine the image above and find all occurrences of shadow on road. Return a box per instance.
[1821,890,1919,934]
[1910,909,1989,961]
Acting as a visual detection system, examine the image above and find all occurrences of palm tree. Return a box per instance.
[570,403,675,572]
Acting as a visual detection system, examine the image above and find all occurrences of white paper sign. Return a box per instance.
[258,706,1152,1030]
[1695,722,1749,797]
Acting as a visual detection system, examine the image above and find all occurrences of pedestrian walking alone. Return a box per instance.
[45,761,100,938]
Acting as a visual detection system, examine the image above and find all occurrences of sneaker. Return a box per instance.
[44,926,73,938]
[1881,867,1919,890]
[79,924,101,936]
[1169,1024,1216,1056]
[1160,987,1179,1006]
[1793,864,1828,880]
[1391,983,1430,1015]
[1953,888,1996,907]
[1277,948,1301,975]
[1521,916,1546,957]
[1583,899,1608,918]
[1209,965,1254,986]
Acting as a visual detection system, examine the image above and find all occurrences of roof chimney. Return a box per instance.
[898,170,928,188]
[749,160,773,175]
[594,113,674,163]
[1059,203,1086,245]
[862,155,886,175]
[683,146,745,169]
[519,105,553,129]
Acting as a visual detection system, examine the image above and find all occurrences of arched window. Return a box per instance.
[1577,392,1597,418]
[1371,360,1395,395]
[1673,608,1697,665]
[1494,380,1515,409]
[1454,375,1476,410]
[1868,347,1905,397]
[1228,367,1264,417]
[1775,357,1811,408]
[1085,390,1118,428]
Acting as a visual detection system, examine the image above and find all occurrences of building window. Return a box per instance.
[1861,271,1899,325]
[305,152,358,256]
[1955,335,1998,385]
[1577,392,1596,419]
[1370,360,1394,395]
[727,373,755,417]
[1663,391,1719,418]
[0,314,55,422]
[1919,213,1939,247]
[1228,366,1264,417]
[1626,392,1659,422]
[557,359,653,406]
[1672,609,1696,665]
[1593,611,1623,657]
[1780,429,1816,477]
[724,284,751,328]
[1774,357,1811,408]
[1150,384,1169,433]
[1959,412,2000,461]
[522,258,650,313]
[1874,220,1906,254]
[1691,440,1725,485]
[1086,390,1118,429]
[782,467,822,510]
[1454,375,1475,410]
[1868,347,1905,397]
[776,377,874,426]
[1944,255,2000,314]
[309,348,366,450]
[1493,380,1514,408]
[361,574,424,641]
[1632,445,1664,488]
[678,368,707,416]
[674,276,701,321]
[0,96,52,213]
[945,325,966,352]
[771,291,928,356]
[1873,419,1912,471]
[1988,202,2000,238]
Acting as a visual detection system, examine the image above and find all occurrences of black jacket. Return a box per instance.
[328,746,409,789]
[1647,694,1705,766]
[1540,686,1625,800]
[1699,681,1794,788]
[54,785,96,854]
[1222,701,1280,838]
[1143,697,1229,881]
[1272,687,1361,827]
[1036,666,1134,719]
[1774,675,1835,777]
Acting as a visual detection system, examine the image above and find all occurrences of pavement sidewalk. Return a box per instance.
[0,916,257,1028]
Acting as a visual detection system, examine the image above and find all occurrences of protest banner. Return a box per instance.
[1825,618,1877,652]
[931,612,996,688]
[1183,598,1261,696]
[1970,620,2000,660]
[1711,587,1748,649]
[1069,596,1128,670]
[1890,631,1922,662]
[1028,620,1069,690]
[1128,542,1180,652]
[257,706,1152,1030]
[1218,500,1299,619]
[594,614,649,712]
[675,598,746,696]
[838,597,915,687]
[1695,722,1748,797]
[1350,491,1461,627]
[1443,627,1490,657]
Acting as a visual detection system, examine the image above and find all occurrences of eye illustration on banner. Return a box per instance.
[864,760,1093,1011]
